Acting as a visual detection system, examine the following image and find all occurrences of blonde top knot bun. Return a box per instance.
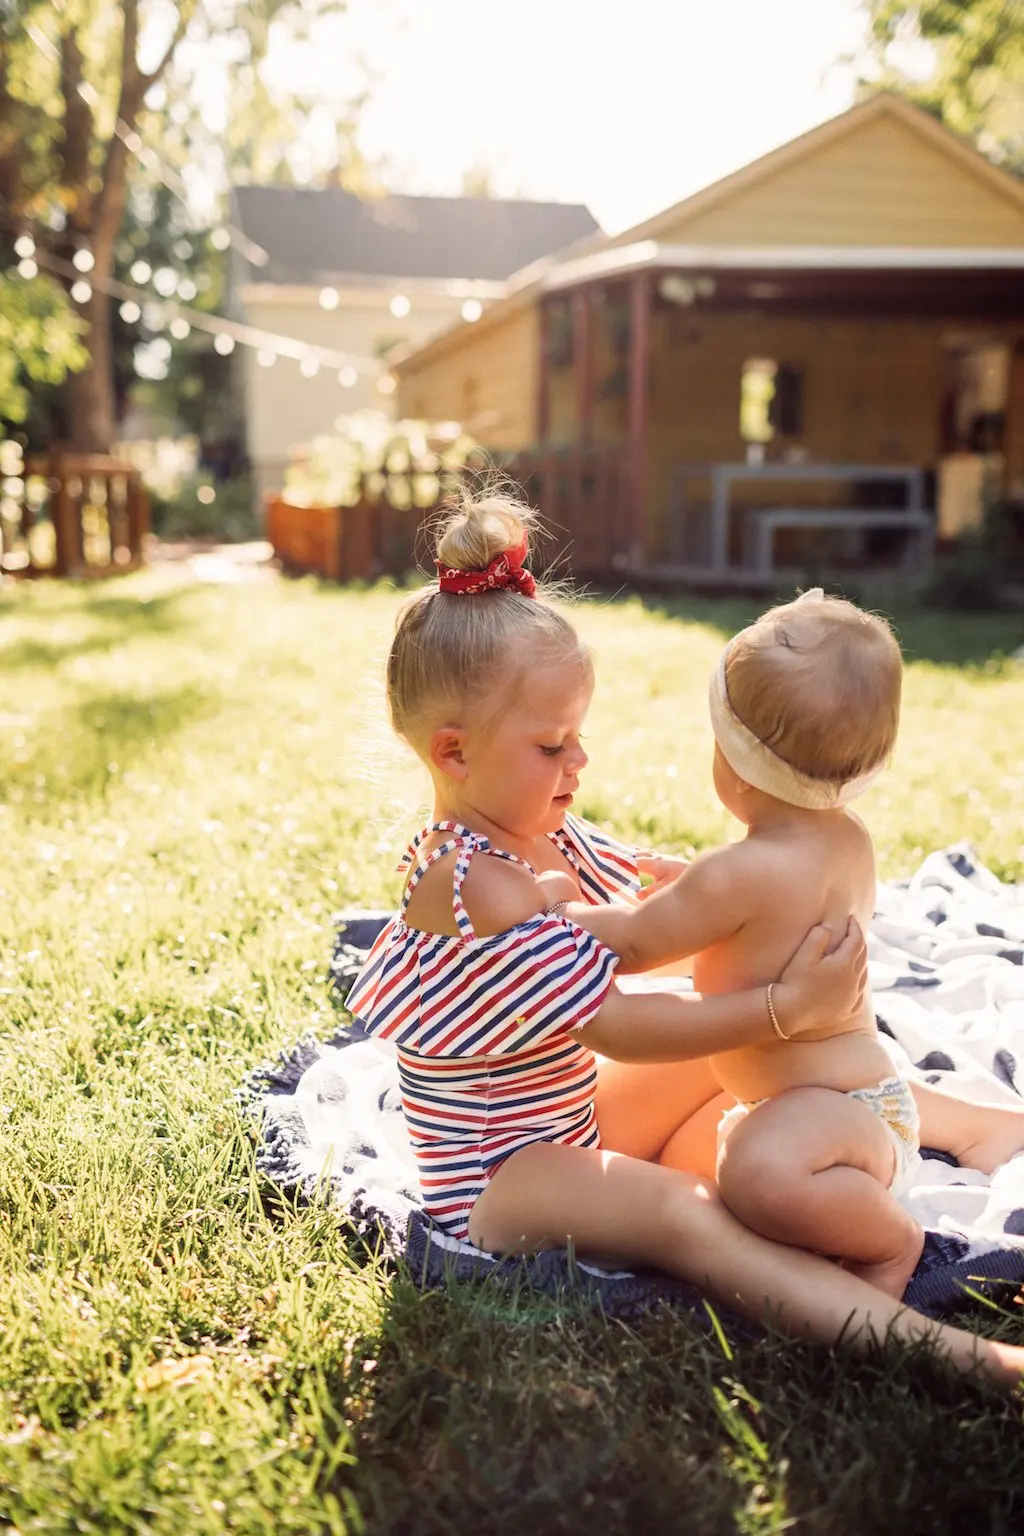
[434,493,535,572]
[386,485,587,749]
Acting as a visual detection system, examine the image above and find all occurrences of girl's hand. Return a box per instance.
[636,852,689,901]
[772,918,868,1037]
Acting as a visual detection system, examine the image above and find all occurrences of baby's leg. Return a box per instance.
[911,1078,1024,1175]
[716,1087,924,1301]
[467,1141,1024,1390]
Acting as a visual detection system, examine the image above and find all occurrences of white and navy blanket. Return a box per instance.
[241,845,1024,1321]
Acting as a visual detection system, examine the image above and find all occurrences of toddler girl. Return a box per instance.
[347,492,1024,1387]
[569,591,922,1296]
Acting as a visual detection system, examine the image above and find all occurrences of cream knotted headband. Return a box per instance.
[708,591,882,810]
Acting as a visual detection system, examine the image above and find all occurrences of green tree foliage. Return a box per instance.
[0,0,358,452]
[863,0,1024,169]
[0,271,87,426]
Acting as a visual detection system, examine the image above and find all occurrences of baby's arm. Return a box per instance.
[566,843,760,974]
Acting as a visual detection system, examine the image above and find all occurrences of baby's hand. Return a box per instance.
[636,852,690,900]
[536,869,580,913]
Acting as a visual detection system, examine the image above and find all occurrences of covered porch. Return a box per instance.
[511,242,1024,586]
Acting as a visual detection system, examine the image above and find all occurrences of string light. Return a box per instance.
[177,277,197,301]
[130,259,152,283]
[210,229,231,252]
[14,235,36,260]
[169,316,191,340]
[319,287,340,310]
[119,300,142,323]
[389,294,411,318]
[70,280,92,304]
[462,298,483,322]
[300,358,319,377]
[72,248,95,273]
[153,267,177,297]
[19,245,379,380]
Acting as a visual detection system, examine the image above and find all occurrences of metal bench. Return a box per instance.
[747,508,935,581]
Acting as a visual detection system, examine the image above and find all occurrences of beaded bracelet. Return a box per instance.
[766,982,791,1041]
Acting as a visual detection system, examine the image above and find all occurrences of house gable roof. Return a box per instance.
[231,186,600,286]
[603,94,1024,251]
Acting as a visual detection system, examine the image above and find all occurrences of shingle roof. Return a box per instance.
[232,186,601,285]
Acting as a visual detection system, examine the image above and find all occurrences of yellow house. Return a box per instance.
[394,95,1024,585]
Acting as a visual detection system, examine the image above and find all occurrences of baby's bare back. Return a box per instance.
[697,810,893,1102]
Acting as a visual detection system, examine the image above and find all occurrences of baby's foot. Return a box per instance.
[957,1108,1024,1176]
[846,1224,926,1301]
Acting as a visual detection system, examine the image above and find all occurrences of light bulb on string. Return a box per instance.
[130,259,152,284]
[177,278,197,301]
[72,248,94,273]
[338,366,357,388]
[257,348,276,367]
[119,300,142,323]
[210,229,231,251]
[153,267,177,297]
[389,294,411,318]
[70,280,92,304]
[300,357,320,378]
[214,333,235,356]
[319,287,339,310]
[169,316,191,340]
[462,299,483,322]
[14,235,35,259]
[17,258,38,279]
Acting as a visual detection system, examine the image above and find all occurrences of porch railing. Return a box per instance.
[502,444,631,581]
[0,449,149,577]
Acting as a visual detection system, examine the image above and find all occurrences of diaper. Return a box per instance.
[716,1074,922,1197]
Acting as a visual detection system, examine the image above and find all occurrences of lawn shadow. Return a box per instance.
[0,681,221,803]
[0,588,196,672]
[602,586,1024,670]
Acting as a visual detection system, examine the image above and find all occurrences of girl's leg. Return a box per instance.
[594,1054,722,1163]
[912,1078,1024,1174]
[467,1141,1024,1390]
[716,1088,924,1299]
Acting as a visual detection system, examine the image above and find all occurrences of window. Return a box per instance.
[740,358,804,442]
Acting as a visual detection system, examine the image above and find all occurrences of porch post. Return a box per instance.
[536,297,552,445]
[572,285,593,441]
[627,269,651,570]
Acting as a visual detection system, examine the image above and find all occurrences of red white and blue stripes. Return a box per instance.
[347,815,639,1239]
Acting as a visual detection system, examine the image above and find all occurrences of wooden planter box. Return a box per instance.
[266,494,431,583]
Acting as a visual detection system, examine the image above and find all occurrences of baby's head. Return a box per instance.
[710,590,902,812]
[386,488,590,758]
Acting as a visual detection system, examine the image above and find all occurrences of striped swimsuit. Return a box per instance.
[347,814,640,1240]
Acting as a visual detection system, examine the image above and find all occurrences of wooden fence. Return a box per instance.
[0,450,149,578]
[267,446,632,585]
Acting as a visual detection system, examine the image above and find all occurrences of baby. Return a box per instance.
[570,590,924,1298]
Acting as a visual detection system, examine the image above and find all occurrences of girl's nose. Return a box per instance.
[569,743,588,774]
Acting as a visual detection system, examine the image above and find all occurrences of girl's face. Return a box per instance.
[461,658,593,838]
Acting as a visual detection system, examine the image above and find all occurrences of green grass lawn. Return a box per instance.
[2,572,1024,1536]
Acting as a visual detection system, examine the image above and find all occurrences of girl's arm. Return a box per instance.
[566,844,754,973]
[574,918,866,1062]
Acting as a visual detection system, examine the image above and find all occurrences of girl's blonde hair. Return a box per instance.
[386,487,587,747]
[724,591,902,784]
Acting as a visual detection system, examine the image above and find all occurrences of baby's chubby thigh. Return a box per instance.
[715,1086,898,1223]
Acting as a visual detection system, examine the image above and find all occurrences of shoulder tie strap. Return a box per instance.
[399,822,536,940]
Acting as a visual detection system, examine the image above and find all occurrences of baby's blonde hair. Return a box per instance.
[386,487,587,747]
[724,592,902,784]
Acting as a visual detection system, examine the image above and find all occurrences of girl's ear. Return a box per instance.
[429,725,469,781]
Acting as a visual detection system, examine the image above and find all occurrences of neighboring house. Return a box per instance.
[229,187,600,505]
[393,95,1024,584]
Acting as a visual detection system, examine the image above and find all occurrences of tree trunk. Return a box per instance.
[66,284,116,452]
